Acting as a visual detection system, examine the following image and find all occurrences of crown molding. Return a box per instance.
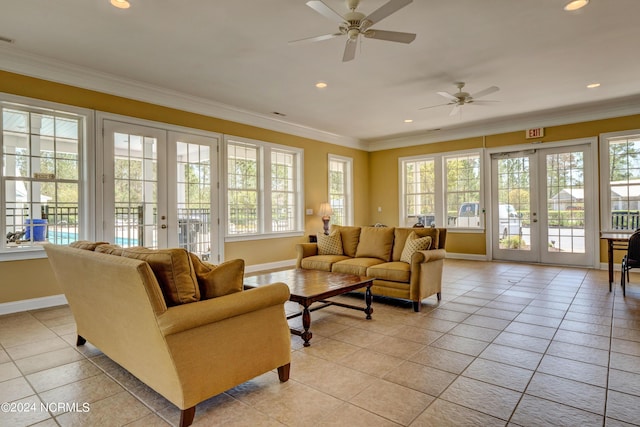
[366,95,640,151]
[0,46,365,150]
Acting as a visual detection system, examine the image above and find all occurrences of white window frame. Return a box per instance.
[444,151,483,230]
[0,93,94,261]
[328,154,354,226]
[399,149,483,232]
[599,129,640,233]
[223,135,304,241]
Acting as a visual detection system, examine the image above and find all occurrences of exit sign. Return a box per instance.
[526,128,544,139]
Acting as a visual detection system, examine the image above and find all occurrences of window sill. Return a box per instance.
[0,246,47,262]
[445,228,486,234]
[225,231,305,242]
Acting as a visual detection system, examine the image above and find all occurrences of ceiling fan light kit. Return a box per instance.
[290,0,416,62]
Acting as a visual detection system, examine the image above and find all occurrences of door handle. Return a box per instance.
[532,219,538,223]
[161,224,167,229]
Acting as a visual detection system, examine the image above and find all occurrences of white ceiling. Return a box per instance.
[2,0,640,149]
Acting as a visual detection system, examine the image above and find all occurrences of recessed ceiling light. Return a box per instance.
[564,0,589,11]
[404,119,413,123]
[315,81,328,89]
[587,83,601,89]
[111,0,131,9]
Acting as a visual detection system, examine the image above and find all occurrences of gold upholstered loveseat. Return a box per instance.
[296,226,447,312]
[45,243,291,427]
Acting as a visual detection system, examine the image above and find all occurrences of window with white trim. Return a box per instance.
[400,150,483,229]
[600,130,640,231]
[2,100,89,254]
[445,153,482,229]
[328,154,353,226]
[225,136,303,238]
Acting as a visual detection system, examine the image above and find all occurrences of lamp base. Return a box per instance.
[322,217,330,235]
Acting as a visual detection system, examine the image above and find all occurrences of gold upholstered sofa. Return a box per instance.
[45,243,291,427]
[296,226,447,311]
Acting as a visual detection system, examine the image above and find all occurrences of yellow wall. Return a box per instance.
[2,69,640,305]
[0,71,369,304]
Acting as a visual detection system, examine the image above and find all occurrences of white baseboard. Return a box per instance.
[245,258,296,274]
[0,294,68,316]
[445,252,490,261]
[600,262,620,271]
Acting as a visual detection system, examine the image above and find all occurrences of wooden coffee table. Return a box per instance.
[244,269,373,347]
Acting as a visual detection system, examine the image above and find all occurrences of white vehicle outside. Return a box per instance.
[454,202,522,240]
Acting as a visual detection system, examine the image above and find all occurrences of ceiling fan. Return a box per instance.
[420,82,500,116]
[289,0,416,62]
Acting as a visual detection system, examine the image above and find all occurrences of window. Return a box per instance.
[401,157,435,227]
[600,130,640,231]
[445,153,482,229]
[2,100,89,256]
[328,154,353,226]
[400,150,482,229]
[225,136,303,238]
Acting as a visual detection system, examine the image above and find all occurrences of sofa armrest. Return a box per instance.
[414,248,446,263]
[409,249,446,302]
[157,283,290,336]
[295,243,318,268]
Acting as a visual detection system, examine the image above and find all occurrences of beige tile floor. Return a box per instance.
[1,259,640,426]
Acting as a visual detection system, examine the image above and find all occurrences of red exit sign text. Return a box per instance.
[526,128,544,139]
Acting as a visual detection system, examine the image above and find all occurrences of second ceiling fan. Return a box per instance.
[290,0,417,62]
[420,82,500,116]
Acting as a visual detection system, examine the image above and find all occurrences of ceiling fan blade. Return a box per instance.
[471,86,499,99]
[342,38,357,62]
[306,1,345,24]
[418,102,451,111]
[437,91,459,103]
[288,32,343,45]
[449,104,462,116]
[363,29,416,44]
[362,0,412,30]
[470,100,500,105]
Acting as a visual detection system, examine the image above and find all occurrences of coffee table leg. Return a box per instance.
[301,305,312,347]
[364,285,373,320]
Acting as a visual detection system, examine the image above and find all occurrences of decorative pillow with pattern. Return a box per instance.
[400,232,432,263]
[317,231,344,255]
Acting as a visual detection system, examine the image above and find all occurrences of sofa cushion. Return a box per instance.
[367,262,411,283]
[400,232,432,263]
[189,253,244,299]
[69,240,110,251]
[301,255,350,272]
[332,257,384,276]
[355,226,395,261]
[317,231,343,255]
[330,225,361,258]
[392,228,440,261]
[94,244,124,256]
[121,247,200,306]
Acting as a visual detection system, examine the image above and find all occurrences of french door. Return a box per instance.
[491,143,594,266]
[101,119,220,262]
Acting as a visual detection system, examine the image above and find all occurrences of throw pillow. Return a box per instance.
[400,232,432,263]
[355,226,395,261]
[94,244,124,256]
[121,247,200,306]
[188,253,245,299]
[69,240,110,251]
[317,231,344,255]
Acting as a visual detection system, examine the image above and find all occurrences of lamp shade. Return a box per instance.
[318,202,333,218]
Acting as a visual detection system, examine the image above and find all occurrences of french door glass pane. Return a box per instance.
[546,151,585,253]
[177,141,211,260]
[114,132,158,248]
[496,157,528,250]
